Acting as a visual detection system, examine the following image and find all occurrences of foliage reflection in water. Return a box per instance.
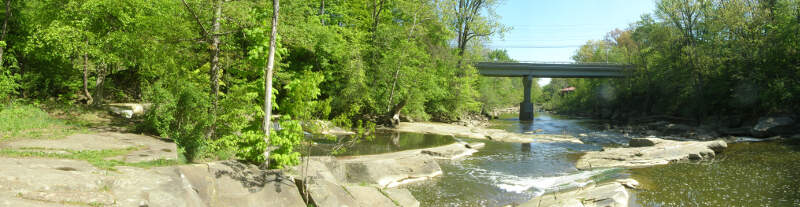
[308,131,455,156]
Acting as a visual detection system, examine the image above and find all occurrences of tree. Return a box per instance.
[441,0,508,68]
[263,0,279,167]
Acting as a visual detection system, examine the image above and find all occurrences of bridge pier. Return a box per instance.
[520,75,534,121]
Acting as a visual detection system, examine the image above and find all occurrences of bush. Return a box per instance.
[268,116,303,169]
[208,116,303,168]
[143,80,211,162]
[0,69,20,103]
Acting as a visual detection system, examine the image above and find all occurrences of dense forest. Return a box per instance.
[0,0,527,166]
[544,0,799,125]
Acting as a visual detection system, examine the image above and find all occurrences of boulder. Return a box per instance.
[751,115,795,138]
[106,103,151,118]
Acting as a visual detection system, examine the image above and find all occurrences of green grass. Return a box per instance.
[0,147,181,170]
[0,103,83,140]
[378,188,402,206]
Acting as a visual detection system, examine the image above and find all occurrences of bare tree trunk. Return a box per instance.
[210,0,221,109]
[0,0,10,67]
[208,0,222,139]
[319,0,324,25]
[386,5,420,112]
[82,49,93,105]
[263,0,280,168]
[94,63,107,106]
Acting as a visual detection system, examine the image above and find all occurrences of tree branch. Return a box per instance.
[180,0,209,37]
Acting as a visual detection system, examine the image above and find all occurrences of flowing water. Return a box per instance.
[406,113,630,206]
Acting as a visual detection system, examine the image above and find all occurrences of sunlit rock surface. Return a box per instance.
[576,138,727,169]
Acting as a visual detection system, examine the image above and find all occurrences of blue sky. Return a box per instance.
[488,0,656,85]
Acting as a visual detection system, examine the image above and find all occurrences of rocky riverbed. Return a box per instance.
[10,111,796,207]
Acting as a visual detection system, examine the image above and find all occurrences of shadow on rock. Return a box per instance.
[213,160,294,193]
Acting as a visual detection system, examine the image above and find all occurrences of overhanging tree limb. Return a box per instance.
[180,0,209,37]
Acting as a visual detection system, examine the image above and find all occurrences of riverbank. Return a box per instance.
[550,110,800,141]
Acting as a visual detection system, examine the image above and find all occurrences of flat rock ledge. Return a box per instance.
[288,142,485,207]
[575,138,727,170]
[520,179,635,207]
[2,132,177,163]
[0,158,306,207]
[393,122,582,144]
[296,143,476,188]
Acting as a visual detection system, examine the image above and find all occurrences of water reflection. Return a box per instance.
[521,143,531,152]
[308,131,455,156]
[631,140,800,206]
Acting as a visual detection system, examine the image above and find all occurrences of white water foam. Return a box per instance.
[484,168,614,196]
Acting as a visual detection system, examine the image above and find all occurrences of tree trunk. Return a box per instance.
[263,0,280,167]
[0,0,10,67]
[208,0,222,139]
[210,0,221,110]
[93,63,107,106]
[386,5,420,112]
[82,50,93,105]
[382,98,407,127]
[319,0,324,25]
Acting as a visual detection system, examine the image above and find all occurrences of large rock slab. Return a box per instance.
[112,166,206,207]
[576,138,727,169]
[521,181,630,207]
[0,158,111,206]
[394,122,582,144]
[292,155,425,207]
[178,161,306,207]
[0,158,305,207]
[344,185,397,207]
[383,188,420,207]
[340,154,441,188]
[305,179,359,207]
[420,142,478,160]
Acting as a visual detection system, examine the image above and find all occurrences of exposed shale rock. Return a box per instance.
[576,138,727,169]
[521,180,634,207]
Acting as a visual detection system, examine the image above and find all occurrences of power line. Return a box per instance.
[488,45,584,48]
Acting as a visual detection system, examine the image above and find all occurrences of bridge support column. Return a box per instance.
[519,75,534,121]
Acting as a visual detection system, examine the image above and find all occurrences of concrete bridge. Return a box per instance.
[475,62,628,121]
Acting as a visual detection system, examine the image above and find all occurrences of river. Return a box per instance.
[314,112,800,206]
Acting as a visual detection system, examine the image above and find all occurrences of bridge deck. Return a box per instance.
[475,62,627,78]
